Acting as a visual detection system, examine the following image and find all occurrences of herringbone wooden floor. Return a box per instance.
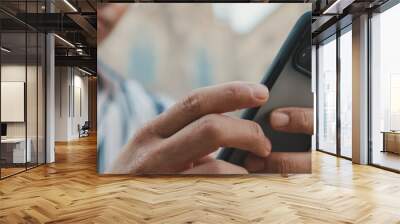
[1,135,400,224]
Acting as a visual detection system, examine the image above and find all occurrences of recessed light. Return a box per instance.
[54,34,75,48]
[63,0,78,12]
[78,67,93,76]
[1,47,11,53]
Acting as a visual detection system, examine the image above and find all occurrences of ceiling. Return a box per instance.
[0,0,97,73]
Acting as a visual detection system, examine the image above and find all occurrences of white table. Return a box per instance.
[1,138,31,163]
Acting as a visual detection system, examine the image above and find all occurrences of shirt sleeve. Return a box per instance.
[97,59,175,173]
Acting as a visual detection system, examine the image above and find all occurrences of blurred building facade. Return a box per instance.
[98,3,309,99]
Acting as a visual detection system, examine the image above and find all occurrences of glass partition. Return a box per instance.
[1,30,28,177]
[26,0,43,169]
[38,32,45,165]
[27,31,38,169]
[0,1,46,179]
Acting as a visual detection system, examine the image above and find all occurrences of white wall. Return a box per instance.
[55,67,69,141]
[54,67,89,141]
[1,65,26,138]
[1,64,46,164]
[1,65,38,137]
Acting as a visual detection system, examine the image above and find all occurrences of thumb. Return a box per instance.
[269,107,313,135]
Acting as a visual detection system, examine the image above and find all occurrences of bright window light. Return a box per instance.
[212,3,281,34]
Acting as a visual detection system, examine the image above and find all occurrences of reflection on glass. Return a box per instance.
[318,37,337,154]
[38,33,46,165]
[0,1,46,179]
[27,31,38,169]
[340,30,352,158]
[1,31,27,177]
[371,4,400,171]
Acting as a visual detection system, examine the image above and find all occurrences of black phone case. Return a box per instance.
[217,12,312,166]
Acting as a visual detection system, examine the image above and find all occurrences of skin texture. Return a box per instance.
[111,82,271,174]
[98,4,314,175]
[244,107,313,176]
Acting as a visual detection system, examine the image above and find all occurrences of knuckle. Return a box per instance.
[197,114,221,141]
[181,93,202,115]
[249,121,264,138]
[299,111,309,129]
[225,84,243,101]
[131,150,150,174]
[132,128,149,145]
[132,143,163,174]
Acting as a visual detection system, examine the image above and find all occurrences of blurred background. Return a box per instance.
[98,3,310,100]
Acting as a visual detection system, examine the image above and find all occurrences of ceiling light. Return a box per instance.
[63,0,78,12]
[54,34,75,48]
[1,47,11,53]
[78,67,93,76]
[323,0,354,15]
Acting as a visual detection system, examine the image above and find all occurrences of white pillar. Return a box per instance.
[352,14,369,164]
[46,32,55,163]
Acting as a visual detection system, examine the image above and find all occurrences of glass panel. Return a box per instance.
[26,0,39,169]
[38,32,45,165]
[318,37,337,154]
[340,30,352,158]
[27,31,38,169]
[0,1,46,178]
[371,4,400,171]
[1,30,27,177]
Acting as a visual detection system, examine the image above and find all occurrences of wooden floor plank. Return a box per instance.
[0,135,399,223]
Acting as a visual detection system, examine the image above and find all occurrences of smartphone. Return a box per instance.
[217,12,313,166]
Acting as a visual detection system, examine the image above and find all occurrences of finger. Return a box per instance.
[162,114,271,169]
[194,155,215,166]
[182,160,248,174]
[98,4,129,44]
[244,152,311,174]
[269,107,313,135]
[149,82,269,138]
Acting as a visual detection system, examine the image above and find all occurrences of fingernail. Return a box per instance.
[248,84,268,100]
[271,111,290,127]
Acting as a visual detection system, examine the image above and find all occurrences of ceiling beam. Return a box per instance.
[55,55,96,71]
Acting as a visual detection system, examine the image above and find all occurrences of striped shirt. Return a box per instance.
[97,59,173,174]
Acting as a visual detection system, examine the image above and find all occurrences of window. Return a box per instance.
[317,37,337,154]
[370,3,400,171]
[339,29,352,158]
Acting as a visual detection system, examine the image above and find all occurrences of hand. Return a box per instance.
[98,4,128,44]
[244,107,313,176]
[111,82,272,174]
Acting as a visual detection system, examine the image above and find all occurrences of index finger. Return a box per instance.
[149,82,269,138]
